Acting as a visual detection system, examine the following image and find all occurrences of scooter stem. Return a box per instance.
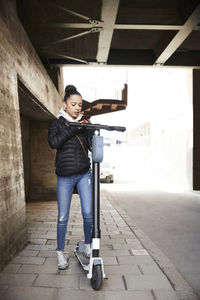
[92,129,101,258]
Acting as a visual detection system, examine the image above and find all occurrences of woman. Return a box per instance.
[48,85,93,269]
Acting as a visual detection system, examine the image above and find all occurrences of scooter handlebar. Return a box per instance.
[68,122,126,132]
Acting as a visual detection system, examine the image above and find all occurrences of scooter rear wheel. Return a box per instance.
[91,264,102,290]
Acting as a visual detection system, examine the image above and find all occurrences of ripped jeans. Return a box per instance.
[56,170,92,251]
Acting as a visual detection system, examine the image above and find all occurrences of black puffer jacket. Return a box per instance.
[48,116,92,176]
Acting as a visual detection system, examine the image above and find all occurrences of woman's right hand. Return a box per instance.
[78,118,90,129]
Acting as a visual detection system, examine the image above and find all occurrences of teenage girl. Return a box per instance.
[48,85,93,269]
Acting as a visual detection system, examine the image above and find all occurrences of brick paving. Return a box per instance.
[0,193,178,300]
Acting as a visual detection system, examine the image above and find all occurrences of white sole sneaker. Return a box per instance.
[84,244,92,258]
[56,251,69,269]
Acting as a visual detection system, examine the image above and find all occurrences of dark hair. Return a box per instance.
[64,85,82,102]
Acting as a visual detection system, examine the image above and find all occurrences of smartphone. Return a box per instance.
[80,115,91,121]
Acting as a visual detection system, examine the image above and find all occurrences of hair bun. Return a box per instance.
[65,85,77,94]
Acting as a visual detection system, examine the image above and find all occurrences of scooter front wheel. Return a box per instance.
[91,264,102,290]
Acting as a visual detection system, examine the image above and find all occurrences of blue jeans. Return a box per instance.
[56,170,92,251]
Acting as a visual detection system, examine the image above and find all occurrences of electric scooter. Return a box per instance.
[69,121,126,290]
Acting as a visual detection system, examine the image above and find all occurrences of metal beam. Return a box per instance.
[114,24,182,30]
[41,27,101,48]
[154,5,200,65]
[96,0,120,63]
[41,23,100,29]
[40,23,200,31]
[115,24,200,31]
[46,52,88,64]
[48,2,102,24]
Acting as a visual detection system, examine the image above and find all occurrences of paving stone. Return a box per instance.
[31,225,52,229]
[46,229,57,232]
[28,234,48,239]
[104,225,119,231]
[102,257,118,266]
[39,222,57,226]
[110,235,134,239]
[28,230,48,234]
[125,274,173,290]
[2,264,21,273]
[0,274,36,286]
[112,243,143,250]
[12,256,45,265]
[37,247,75,257]
[104,230,121,235]
[100,244,113,250]
[99,235,111,240]
[68,238,84,245]
[80,274,125,291]
[139,264,165,276]
[59,260,83,275]
[56,289,105,300]
[104,291,154,300]
[153,289,179,300]
[19,250,39,257]
[28,238,47,245]
[18,263,58,274]
[109,238,127,244]
[126,238,142,244]
[117,255,155,265]
[0,286,57,300]
[119,229,133,234]
[104,221,116,225]
[46,239,69,246]
[101,249,130,257]
[105,265,141,275]
[26,244,57,251]
[34,274,79,288]
[131,249,149,255]
[44,257,59,265]
[45,233,57,239]
[46,239,57,245]
[37,250,57,257]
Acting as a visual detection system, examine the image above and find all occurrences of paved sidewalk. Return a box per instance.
[0,193,179,300]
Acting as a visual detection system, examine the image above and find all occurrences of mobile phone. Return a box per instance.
[80,115,91,121]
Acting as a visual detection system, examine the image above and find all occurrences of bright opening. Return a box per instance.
[63,67,193,192]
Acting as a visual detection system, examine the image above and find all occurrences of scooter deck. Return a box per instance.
[74,250,90,271]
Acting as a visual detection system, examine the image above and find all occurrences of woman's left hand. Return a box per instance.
[79,119,90,124]
[77,118,90,129]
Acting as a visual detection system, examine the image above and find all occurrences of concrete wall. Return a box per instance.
[0,0,62,269]
[30,121,57,201]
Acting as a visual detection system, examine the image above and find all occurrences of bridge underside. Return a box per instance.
[17,0,200,68]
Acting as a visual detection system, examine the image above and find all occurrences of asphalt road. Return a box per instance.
[102,182,200,298]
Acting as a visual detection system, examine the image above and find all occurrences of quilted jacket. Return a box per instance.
[48,116,92,176]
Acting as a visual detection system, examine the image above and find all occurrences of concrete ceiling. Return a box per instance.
[18,80,55,121]
[16,0,200,68]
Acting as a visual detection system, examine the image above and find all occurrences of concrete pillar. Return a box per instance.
[47,66,65,99]
[20,116,31,202]
[193,69,200,190]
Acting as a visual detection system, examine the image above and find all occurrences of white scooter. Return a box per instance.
[70,121,126,290]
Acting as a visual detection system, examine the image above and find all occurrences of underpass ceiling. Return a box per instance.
[16,0,200,68]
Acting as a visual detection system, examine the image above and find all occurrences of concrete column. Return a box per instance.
[20,117,31,202]
[47,66,64,99]
[193,69,200,190]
